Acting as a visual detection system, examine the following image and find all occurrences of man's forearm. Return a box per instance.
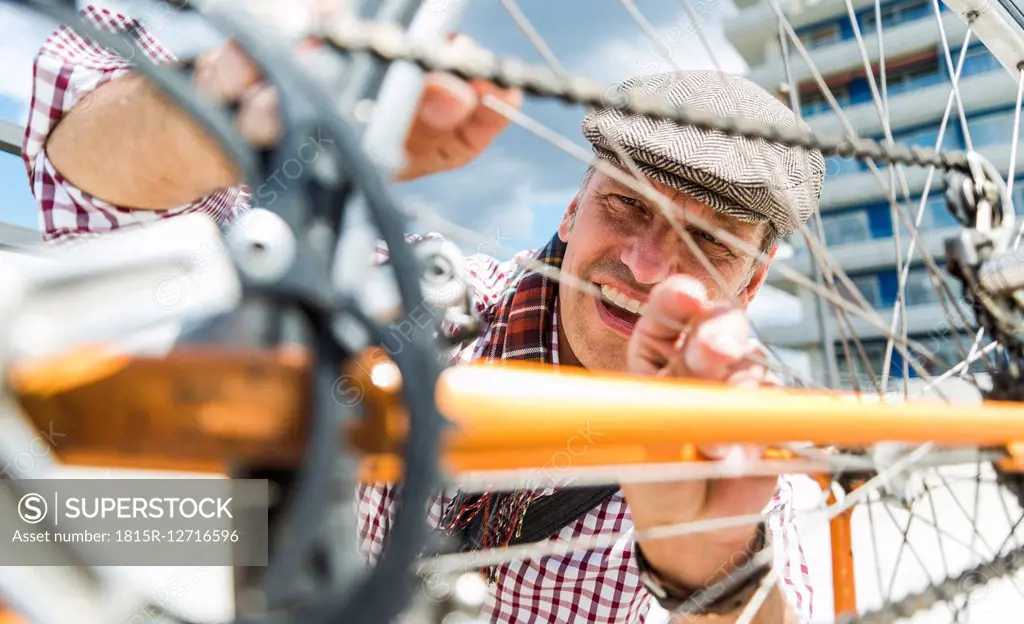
[45,71,240,211]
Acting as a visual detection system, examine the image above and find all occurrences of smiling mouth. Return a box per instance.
[597,284,648,328]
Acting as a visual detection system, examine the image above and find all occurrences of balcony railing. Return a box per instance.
[0,121,41,253]
[800,44,1000,119]
[0,120,21,156]
[797,0,940,51]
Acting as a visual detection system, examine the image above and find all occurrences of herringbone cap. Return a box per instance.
[582,71,825,236]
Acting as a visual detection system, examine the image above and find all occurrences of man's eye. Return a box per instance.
[690,229,737,257]
[697,230,720,245]
[612,194,642,208]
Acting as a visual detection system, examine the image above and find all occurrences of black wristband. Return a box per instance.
[635,522,771,617]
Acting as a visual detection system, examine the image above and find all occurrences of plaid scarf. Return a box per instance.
[438,232,566,553]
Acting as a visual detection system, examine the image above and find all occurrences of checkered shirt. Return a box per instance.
[21,5,249,244]
[357,245,814,623]
[24,6,815,623]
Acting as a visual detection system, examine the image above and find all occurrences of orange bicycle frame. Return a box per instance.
[7,345,1024,619]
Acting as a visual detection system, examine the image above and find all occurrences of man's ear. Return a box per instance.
[737,243,778,308]
[558,194,581,243]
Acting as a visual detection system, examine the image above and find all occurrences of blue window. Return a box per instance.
[893,193,961,237]
[838,272,884,308]
[866,203,896,238]
[835,340,889,382]
[965,107,1024,148]
[823,189,970,246]
[819,203,894,245]
[862,121,961,172]
[826,155,863,177]
[858,0,932,35]
[800,84,851,118]
[877,57,944,99]
[910,332,989,377]
[796,0,943,57]
[925,193,961,229]
[802,55,942,118]
[836,331,983,382]
[799,22,842,49]
[904,265,946,306]
[846,263,952,309]
[821,209,872,245]
[891,123,960,151]
[959,43,1003,77]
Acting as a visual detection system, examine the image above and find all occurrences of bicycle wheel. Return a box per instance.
[0,2,449,624]
[314,1,1024,622]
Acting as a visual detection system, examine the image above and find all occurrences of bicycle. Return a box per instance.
[2,0,1024,622]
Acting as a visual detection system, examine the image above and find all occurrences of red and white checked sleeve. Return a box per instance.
[354,483,399,563]
[355,240,532,564]
[22,4,245,244]
[766,475,815,622]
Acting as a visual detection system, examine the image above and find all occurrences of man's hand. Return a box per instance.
[620,275,779,593]
[46,30,518,212]
[194,34,520,182]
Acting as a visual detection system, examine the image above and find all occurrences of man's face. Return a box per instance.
[556,168,776,372]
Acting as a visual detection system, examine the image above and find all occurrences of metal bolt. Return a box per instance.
[427,254,455,285]
[227,208,297,283]
[354,99,376,123]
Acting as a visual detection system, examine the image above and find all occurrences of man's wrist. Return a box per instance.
[635,523,769,616]
[640,522,766,589]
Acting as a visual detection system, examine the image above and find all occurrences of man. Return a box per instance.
[23,5,823,623]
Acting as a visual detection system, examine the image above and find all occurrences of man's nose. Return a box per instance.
[620,230,682,286]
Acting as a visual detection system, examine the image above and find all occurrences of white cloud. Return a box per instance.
[568,6,750,85]
[0,5,54,108]
[404,154,580,257]
[0,1,227,119]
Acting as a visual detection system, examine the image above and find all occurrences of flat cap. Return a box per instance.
[582,70,825,237]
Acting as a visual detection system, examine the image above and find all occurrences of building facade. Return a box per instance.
[725,0,1020,389]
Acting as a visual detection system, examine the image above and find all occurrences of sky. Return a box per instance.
[0,0,750,239]
[0,0,806,332]
[0,93,34,229]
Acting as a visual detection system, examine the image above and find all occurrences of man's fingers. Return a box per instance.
[460,79,522,142]
[193,38,263,103]
[627,275,724,376]
[415,35,488,130]
[236,82,280,147]
[724,361,780,389]
[194,38,280,148]
[635,275,714,343]
[665,307,750,380]
[416,72,478,130]
[700,444,764,463]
